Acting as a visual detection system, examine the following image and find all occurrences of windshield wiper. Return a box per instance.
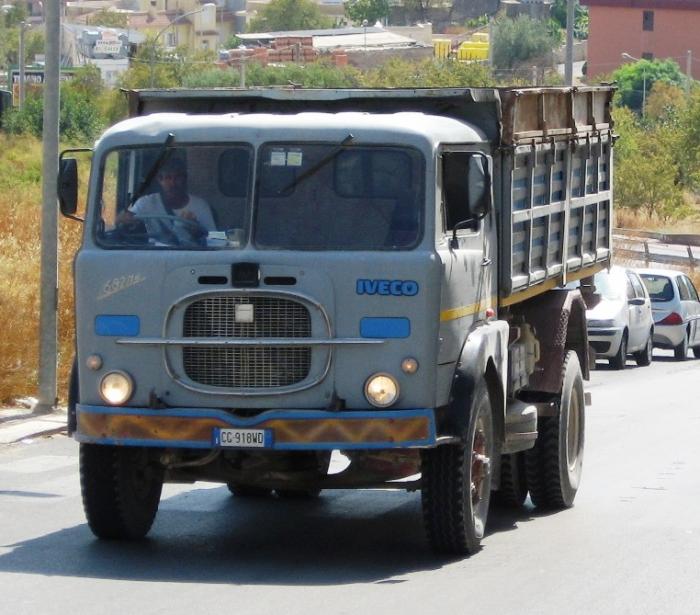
[278,133,354,195]
[130,133,175,206]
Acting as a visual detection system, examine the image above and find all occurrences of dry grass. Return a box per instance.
[615,201,700,234]
[0,135,81,404]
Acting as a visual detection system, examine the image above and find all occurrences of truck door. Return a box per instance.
[436,149,496,366]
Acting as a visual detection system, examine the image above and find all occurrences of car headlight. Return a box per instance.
[588,319,616,328]
[99,371,134,405]
[364,373,399,408]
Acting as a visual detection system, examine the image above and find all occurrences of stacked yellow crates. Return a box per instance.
[457,32,489,61]
[433,39,451,59]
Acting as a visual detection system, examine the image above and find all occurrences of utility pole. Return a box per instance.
[564,0,575,86]
[686,50,692,97]
[18,20,26,109]
[35,0,61,413]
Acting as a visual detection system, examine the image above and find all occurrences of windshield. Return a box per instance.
[96,143,424,251]
[97,145,253,249]
[254,144,424,250]
[567,269,626,301]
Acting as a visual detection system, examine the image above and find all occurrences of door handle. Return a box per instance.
[481,258,491,266]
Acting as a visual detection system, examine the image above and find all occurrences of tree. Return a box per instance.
[247,0,333,32]
[86,9,128,29]
[359,57,494,88]
[344,0,390,26]
[612,58,685,113]
[491,16,562,70]
[550,0,589,39]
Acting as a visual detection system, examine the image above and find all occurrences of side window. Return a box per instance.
[442,152,471,231]
[625,278,635,300]
[684,277,699,301]
[677,277,691,301]
[629,273,646,299]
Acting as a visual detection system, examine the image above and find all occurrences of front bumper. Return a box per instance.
[588,327,623,357]
[74,405,437,450]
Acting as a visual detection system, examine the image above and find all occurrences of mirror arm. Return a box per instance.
[63,213,84,223]
[450,218,477,249]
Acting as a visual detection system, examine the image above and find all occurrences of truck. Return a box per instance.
[60,86,614,555]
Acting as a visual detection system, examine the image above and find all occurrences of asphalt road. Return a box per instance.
[1,350,699,615]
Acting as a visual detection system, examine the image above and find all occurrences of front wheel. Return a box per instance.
[525,351,585,509]
[421,380,494,555]
[80,444,164,540]
[634,333,653,367]
[609,333,627,370]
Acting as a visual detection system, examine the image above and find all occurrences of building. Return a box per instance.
[582,0,700,80]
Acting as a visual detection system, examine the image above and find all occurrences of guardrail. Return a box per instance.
[613,228,699,270]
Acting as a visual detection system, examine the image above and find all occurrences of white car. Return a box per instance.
[637,268,700,360]
[573,267,654,369]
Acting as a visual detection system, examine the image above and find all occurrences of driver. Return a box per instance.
[120,157,216,231]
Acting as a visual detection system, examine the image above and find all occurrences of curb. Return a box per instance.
[0,407,68,445]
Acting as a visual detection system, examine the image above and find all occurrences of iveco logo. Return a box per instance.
[356,279,419,296]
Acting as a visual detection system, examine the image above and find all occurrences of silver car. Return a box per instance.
[573,267,654,369]
[637,268,700,360]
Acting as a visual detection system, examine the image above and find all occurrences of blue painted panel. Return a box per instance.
[95,315,140,337]
[360,317,410,339]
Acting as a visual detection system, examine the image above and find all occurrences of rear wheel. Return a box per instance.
[634,333,653,367]
[674,331,689,361]
[693,347,700,359]
[80,444,163,540]
[525,351,585,509]
[421,380,494,555]
[609,333,627,370]
[493,452,528,508]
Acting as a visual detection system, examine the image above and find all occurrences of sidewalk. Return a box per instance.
[0,406,68,445]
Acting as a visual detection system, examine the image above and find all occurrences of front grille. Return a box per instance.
[182,295,312,388]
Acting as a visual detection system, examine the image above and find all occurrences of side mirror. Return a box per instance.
[467,154,491,220]
[58,158,80,219]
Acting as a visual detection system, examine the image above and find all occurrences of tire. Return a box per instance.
[634,333,653,367]
[421,380,494,555]
[693,347,700,359]
[609,332,627,370]
[226,484,272,497]
[80,443,164,540]
[525,351,585,509]
[493,452,528,508]
[275,488,322,499]
[674,331,689,361]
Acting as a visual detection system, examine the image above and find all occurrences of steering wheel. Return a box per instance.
[117,214,208,246]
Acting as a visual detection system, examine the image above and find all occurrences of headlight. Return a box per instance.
[364,373,399,408]
[588,319,616,328]
[99,371,134,405]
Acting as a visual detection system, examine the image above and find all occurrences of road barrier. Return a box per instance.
[613,228,699,270]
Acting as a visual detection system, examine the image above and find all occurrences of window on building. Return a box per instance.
[642,10,654,31]
[642,52,654,60]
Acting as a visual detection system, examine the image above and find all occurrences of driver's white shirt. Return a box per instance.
[130,193,216,231]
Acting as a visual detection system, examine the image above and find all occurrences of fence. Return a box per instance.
[613,228,699,271]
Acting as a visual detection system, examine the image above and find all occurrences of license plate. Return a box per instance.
[213,428,271,449]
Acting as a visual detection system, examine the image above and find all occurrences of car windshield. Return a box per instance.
[96,143,424,251]
[640,274,674,302]
[96,145,253,250]
[253,143,424,250]
[570,269,626,301]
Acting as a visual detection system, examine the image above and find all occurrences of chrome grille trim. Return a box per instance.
[182,294,311,388]
[161,289,337,395]
[118,337,383,346]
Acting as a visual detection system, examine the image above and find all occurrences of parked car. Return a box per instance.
[637,268,700,360]
[571,267,654,369]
